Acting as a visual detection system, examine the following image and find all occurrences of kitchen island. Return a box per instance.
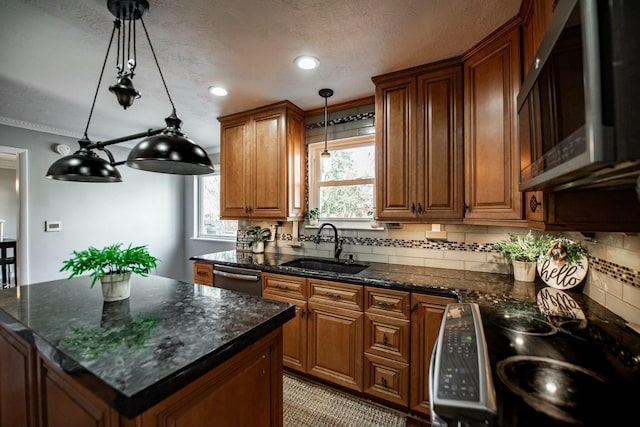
[0,274,295,426]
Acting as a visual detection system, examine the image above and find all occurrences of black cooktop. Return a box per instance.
[479,289,639,426]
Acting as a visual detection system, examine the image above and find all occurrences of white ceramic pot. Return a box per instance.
[252,241,265,254]
[100,271,132,302]
[309,218,319,226]
[512,260,537,282]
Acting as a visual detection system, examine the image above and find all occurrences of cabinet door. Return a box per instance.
[263,291,308,373]
[464,24,522,220]
[252,111,287,218]
[409,293,457,417]
[307,303,363,392]
[193,262,214,287]
[375,77,418,220]
[416,66,464,219]
[220,118,250,219]
[0,326,37,427]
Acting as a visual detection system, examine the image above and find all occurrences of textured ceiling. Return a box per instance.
[0,0,521,151]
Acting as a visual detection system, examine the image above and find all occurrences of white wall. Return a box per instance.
[0,125,186,284]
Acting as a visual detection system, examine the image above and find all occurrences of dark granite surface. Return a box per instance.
[0,274,294,418]
[193,250,640,425]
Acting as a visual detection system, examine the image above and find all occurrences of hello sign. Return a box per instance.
[537,252,588,290]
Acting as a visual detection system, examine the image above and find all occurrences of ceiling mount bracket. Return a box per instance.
[107,0,149,20]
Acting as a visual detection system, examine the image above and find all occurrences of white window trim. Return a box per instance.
[308,134,375,221]
[195,169,238,242]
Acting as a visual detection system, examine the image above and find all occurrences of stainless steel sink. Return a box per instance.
[280,258,369,274]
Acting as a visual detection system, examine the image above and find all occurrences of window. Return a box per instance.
[197,172,237,240]
[308,135,375,220]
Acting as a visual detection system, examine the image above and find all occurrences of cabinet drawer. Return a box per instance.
[365,287,410,319]
[262,273,307,300]
[364,353,409,407]
[364,313,410,362]
[193,262,213,286]
[308,279,363,311]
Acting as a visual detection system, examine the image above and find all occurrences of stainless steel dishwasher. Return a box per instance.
[212,265,262,296]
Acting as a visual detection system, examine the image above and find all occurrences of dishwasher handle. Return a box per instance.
[213,269,260,281]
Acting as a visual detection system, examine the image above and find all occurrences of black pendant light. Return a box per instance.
[46,0,213,182]
[319,88,333,171]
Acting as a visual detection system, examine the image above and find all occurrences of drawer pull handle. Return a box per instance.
[275,285,289,290]
[382,334,388,346]
[326,292,341,299]
[381,377,388,388]
[376,301,395,308]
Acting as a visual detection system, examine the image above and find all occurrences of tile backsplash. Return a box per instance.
[248,222,640,324]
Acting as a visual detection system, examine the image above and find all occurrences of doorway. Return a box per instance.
[0,146,28,285]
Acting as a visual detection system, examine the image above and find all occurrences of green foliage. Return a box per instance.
[494,231,551,262]
[60,243,159,288]
[246,226,271,244]
[306,208,320,219]
[60,315,158,360]
[546,237,588,268]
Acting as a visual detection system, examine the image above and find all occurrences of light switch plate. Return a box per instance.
[45,220,62,232]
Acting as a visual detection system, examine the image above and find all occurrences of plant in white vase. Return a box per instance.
[246,226,271,253]
[494,232,551,282]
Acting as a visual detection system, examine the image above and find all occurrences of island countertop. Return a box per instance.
[0,274,295,418]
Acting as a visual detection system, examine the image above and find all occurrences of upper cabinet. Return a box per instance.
[463,18,523,222]
[373,59,464,221]
[219,101,306,221]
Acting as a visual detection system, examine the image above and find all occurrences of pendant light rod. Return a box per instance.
[85,127,163,151]
[319,88,333,157]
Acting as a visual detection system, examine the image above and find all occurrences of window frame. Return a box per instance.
[195,169,238,241]
[308,134,375,221]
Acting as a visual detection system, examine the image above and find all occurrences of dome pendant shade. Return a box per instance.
[46,148,122,182]
[126,112,214,175]
[109,75,141,109]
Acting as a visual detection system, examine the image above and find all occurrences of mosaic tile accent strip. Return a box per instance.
[589,257,640,288]
[305,111,375,130]
[273,233,640,287]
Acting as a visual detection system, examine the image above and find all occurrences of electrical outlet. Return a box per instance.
[425,230,447,241]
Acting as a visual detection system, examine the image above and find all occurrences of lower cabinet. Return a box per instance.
[0,323,284,427]
[410,293,457,417]
[262,272,457,420]
[193,262,214,286]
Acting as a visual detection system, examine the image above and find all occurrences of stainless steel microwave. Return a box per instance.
[518,0,640,192]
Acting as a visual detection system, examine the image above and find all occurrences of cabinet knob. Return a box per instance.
[417,202,423,214]
[382,333,388,346]
[381,376,388,388]
[411,203,416,213]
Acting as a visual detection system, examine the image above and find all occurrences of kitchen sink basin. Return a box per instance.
[280,258,369,274]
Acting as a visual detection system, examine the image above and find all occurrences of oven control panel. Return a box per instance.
[430,303,496,426]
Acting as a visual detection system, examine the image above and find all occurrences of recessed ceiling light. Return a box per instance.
[294,55,320,70]
[208,86,228,96]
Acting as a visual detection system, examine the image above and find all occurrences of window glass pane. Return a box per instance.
[321,145,375,181]
[319,184,374,218]
[200,175,237,238]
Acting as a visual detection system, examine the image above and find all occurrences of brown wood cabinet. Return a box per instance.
[409,293,457,417]
[218,101,306,220]
[1,321,284,427]
[263,273,308,372]
[0,326,37,427]
[363,287,411,407]
[193,261,214,286]
[463,18,523,223]
[373,59,464,221]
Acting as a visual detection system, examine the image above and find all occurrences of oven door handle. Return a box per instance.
[213,270,260,281]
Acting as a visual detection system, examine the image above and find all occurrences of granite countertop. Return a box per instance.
[0,274,295,418]
[192,250,640,381]
[191,250,516,300]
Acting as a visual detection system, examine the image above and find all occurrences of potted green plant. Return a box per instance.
[60,243,159,301]
[246,226,271,253]
[494,231,551,282]
[307,208,320,226]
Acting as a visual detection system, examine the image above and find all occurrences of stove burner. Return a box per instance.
[497,356,612,425]
[492,313,557,336]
